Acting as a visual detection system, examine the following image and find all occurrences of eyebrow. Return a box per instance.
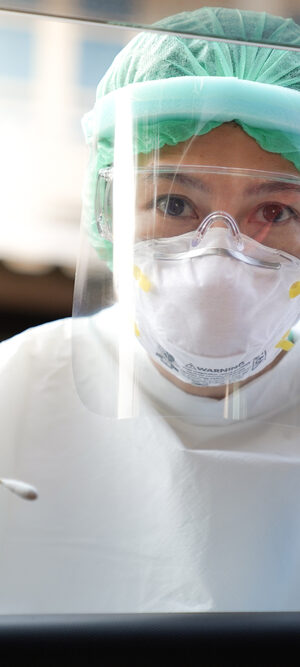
[244,181,300,196]
[139,172,300,196]
[140,172,211,192]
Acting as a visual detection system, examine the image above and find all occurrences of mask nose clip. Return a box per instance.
[191,211,244,251]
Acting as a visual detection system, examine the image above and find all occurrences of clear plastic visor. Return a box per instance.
[73,161,300,421]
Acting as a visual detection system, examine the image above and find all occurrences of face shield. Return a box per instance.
[73,73,300,421]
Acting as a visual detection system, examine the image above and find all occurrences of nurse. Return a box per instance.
[1,7,300,613]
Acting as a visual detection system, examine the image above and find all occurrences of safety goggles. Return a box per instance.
[95,165,300,265]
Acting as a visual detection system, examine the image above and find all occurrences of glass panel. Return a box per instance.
[2,0,300,619]
[0,1,300,48]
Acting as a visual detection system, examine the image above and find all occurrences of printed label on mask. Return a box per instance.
[155,345,267,386]
[156,346,179,371]
[251,351,267,372]
[181,361,252,385]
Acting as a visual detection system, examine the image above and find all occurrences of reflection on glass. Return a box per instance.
[0,25,32,77]
[78,39,122,87]
[0,1,300,48]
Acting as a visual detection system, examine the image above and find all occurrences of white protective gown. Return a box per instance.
[1,309,300,613]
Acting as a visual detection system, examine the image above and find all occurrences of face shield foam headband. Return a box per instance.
[82,75,300,176]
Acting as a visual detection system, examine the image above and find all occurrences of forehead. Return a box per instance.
[140,123,300,177]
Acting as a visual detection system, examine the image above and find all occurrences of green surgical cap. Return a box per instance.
[97,8,300,94]
[82,6,300,265]
[91,6,300,163]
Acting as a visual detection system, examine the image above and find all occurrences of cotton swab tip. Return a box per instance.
[0,478,38,500]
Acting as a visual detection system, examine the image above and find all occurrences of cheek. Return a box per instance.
[240,217,300,257]
[283,230,300,258]
[236,214,270,244]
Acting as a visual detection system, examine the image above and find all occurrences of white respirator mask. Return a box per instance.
[133,212,300,386]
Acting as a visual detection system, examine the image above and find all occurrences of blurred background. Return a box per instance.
[0,0,300,340]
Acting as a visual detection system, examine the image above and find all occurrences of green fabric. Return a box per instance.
[97,8,300,94]
[82,7,300,266]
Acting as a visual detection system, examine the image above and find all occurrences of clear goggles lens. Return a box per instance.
[95,165,300,258]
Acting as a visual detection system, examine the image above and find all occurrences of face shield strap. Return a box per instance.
[153,211,281,269]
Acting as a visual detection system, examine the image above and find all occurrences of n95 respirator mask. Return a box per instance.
[133,225,300,387]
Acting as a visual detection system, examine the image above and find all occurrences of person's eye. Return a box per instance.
[251,202,299,225]
[156,195,197,218]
